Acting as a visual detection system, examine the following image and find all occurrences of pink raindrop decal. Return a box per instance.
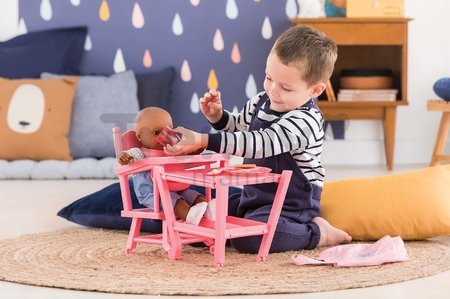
[213,29,224,51]
[113,48,126,73]
[231,42,241,64]
[40,0,52,21]
[261,16,272,39]
[99,0,110,21]
[172,13,183,36]
[143,49,152,68]
[190,0,200,6]
[226,0,238,20]
[190,93,200,114]
[286,0,298,18]
[132,2,145,29]
[180,59,192,82]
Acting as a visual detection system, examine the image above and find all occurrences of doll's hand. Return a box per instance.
[117,152,134,165]
[199,89,223,124]
[164,126,208,156]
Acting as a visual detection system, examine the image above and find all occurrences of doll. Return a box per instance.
[117,107,214,225]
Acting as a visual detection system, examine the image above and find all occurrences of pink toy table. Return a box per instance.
[113,127,229,258]
[153,166,292,268]
[113,127,292,268]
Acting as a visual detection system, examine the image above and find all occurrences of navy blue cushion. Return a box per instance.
[433,78,450,101]
[135,67,176,111]
[57,181,242,232]
[0,27,87,79]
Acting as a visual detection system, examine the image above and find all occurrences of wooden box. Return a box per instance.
[347,0,404,17]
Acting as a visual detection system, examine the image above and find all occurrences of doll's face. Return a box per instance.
[135,108,173,150]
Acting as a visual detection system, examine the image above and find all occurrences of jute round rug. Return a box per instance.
[0,229,449,296]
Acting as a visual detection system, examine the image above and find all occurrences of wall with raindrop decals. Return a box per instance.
[18,0,315,133]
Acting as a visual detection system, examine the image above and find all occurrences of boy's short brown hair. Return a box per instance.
[272,25,337,87]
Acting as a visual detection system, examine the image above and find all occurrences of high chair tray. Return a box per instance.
[160,168,282,188]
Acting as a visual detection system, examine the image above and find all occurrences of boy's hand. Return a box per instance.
[164,126,208,156]
[199,89,223,124]
[117,152,134,165]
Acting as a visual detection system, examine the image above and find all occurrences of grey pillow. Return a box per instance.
[42,71,140,158]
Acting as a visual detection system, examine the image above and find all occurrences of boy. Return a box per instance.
[165,25,352,253]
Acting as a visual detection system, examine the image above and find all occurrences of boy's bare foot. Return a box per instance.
[313,217,352,247]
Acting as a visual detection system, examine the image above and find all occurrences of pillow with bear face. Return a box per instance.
[0,77,79,161]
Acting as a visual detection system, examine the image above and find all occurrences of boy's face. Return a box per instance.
[264,52,324,112]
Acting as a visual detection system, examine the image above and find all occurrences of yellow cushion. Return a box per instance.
[0,77,78,161]
[321,165,450,240]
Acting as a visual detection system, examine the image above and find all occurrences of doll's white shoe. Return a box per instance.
[185,202,208,225]
[204,198,216,221]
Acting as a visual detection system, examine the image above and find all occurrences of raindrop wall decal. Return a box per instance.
[190,0,200,6]
[213,29,224,51]
[40,0,52,21]
[190,93,200,113]
[70,0,81,7]
[113,48,126,73]
[84,34,92,51]
[285,0,298,18]
[207,69,218,90]
[245,74,257,99]
[132,2,145,29]
[180,59,192,82]
[261,16,272,39]
[143,49,152,68]
[226,0,238,20]
[17,18,28,35]
[172,13,183,36]
[232,106,239,114]
[99,0,110,21]
[231,42,241,64]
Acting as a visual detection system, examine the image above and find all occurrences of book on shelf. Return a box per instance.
[324,80,336,102]
[337,89,398,102]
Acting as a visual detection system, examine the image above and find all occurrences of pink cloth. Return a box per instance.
[292,235,408,267]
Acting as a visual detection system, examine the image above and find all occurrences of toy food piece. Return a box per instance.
[233,164,256,169]
[156,126,181,146]
[206,164,263,175]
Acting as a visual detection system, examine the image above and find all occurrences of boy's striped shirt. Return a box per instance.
[207,92,325,187]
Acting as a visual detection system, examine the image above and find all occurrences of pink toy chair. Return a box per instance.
[112,127,229,259]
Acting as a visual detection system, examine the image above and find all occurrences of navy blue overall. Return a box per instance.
[228,94,322,253]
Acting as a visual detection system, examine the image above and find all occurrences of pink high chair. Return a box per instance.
[113,127,293,267]
[112,127,229,259]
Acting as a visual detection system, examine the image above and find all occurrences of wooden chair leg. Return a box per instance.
[126,217,142,254]
[430,112,450,166]
[383,107,397,171]
[257,170,292,261]
[153,167,182,260]
[213,184,229,268]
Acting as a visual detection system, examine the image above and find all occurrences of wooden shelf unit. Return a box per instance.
[290,17,412,170]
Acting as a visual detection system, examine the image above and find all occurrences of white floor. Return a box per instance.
[0,164,449,299]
